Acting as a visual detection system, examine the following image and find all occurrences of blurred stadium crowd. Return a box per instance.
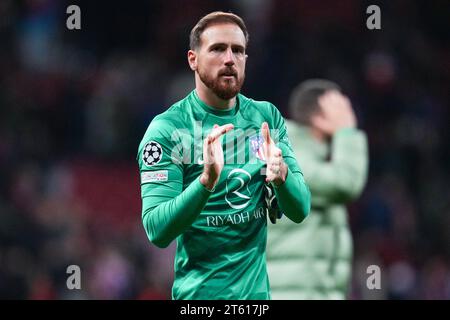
[0,0,449,299]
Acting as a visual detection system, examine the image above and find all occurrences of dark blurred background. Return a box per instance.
[0,0,449,299]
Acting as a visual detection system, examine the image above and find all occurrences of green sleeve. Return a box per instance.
[303,128,368,208]
[138,119,212,248]
[270,105,311,223]
[141,177,212,248]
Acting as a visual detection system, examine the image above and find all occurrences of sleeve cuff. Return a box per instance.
[196,176,216,194]
[272,166,294,190]
[335,127,359,136]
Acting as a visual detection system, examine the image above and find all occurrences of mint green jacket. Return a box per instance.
[266,120,368,299]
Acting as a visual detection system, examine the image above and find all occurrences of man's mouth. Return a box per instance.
[219,70,237,78]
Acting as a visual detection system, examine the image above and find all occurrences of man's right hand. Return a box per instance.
[314,90,356,136]
[199,123,234,191]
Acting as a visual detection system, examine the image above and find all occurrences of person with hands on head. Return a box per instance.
[266,79,369,300]
[137,11,310,300]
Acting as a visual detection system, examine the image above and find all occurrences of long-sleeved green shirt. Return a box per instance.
[137,90,310,300]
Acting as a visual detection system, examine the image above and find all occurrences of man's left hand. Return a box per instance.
[261,122,287,186]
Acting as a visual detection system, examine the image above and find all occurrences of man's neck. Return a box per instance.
[195,79,236,110]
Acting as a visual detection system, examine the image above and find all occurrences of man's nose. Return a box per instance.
[224,48,235,66]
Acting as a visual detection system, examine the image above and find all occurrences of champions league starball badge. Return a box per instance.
[142,141,163,167]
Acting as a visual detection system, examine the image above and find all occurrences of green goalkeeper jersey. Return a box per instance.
[137,90,310,300]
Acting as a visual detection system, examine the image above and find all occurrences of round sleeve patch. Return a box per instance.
[142,141,163,167]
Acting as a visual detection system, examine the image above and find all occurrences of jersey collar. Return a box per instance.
[192,90,239,117]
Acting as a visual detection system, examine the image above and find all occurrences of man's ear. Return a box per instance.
[187,50,197,71]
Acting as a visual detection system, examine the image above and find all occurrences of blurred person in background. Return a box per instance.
[137,11,311,300]
[266,79,369,299]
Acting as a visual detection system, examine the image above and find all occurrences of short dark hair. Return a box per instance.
[189,11,249,50]
[289,79,341,125]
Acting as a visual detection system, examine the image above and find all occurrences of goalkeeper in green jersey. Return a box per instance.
[137,11,311,300]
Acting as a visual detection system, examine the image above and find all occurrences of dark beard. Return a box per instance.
[198,68,245,100]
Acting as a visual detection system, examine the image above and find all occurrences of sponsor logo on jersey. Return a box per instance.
[206,207,266,227]
[225,169,252,210]
[142,141,163,167]
[141,170,168,183]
